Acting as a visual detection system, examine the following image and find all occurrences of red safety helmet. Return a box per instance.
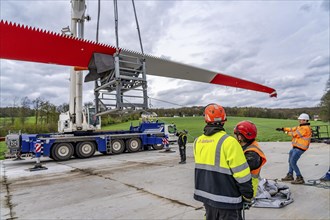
[234,120,257,140]
[204,104,226,124]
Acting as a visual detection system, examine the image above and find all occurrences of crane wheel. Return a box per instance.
[51,143,74,161]
[75,141,96,158]
[111,139,125,154]
[152,144,164,150]
[126,138,141,152]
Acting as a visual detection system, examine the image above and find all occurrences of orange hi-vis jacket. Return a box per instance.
[283,124,312,151]
[244,141,267,197]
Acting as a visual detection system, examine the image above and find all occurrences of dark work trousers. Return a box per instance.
[179,145,186,162]
[205,204,243,220]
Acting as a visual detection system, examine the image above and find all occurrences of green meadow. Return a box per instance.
[103,116,328,142]
[0,116,328,160]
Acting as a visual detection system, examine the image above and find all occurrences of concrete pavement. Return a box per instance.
[1,142,329,219]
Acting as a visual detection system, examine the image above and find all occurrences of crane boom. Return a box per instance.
[70,0,87,130]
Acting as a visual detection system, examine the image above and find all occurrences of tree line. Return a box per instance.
[0,99,324,121]
[1,97,68,125]
[0,98,326,124]
[151,106,322,121]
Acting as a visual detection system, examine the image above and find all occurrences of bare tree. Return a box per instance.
[38,100,58,124]
[57,103,69,113]
[10,97,19,125]
[32,97,44,125]
[19,97,31,125]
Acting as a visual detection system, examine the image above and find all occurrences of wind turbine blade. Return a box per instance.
[0,20,277,97]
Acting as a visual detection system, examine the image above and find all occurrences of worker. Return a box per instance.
[276,113,312,184]
[177,130,188,164]
[234,120,267,197]
[194,103,253,220]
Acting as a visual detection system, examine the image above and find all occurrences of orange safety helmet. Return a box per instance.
[204,103,226,124]
[234,120,257,140]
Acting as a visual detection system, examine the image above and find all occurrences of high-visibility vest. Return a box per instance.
[283,124,312,151]
[178,133,187,146]
[193,131,252,209]
[244,141,267,197]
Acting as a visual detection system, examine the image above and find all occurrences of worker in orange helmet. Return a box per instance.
[194,104,253,220]
[276,113,312,184]
[234,121,267,197]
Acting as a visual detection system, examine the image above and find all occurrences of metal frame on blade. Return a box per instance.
[94,0,148,116]
[94,53,148,116]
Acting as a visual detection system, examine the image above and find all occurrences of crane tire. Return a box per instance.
[152,144,164,150]
[126,138,142,152]
[75,141,96,159]
[111,139,125,154]
[51,143,74,161]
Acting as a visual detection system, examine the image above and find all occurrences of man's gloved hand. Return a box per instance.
[242,196,253,210]
[276,128,284,131]
[243,202,252,210]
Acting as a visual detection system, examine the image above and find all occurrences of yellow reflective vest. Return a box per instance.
[178,133,187,146]
[193,131,253,209]
[283,124,312,151]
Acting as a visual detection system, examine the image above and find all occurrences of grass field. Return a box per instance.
[0,116,35,125]
[1,116,328,160]
[0,142,6,160]
[103,116,329,143]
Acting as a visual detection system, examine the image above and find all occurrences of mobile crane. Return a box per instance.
[5,0,176,166]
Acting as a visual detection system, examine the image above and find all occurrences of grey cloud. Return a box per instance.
[1,60,70,106]
[305,68,329,80]
[291,95,320,106]
[300,4,312,12]
[308,56,330,69]
[1,1,69,31]
[271,79,324,108]
[321,0,330,11]
[305,75,328,86]
[222,49,241,64]
[199,47,260,77]
[271,77,305,90]
[277,93,315,107]
[110,1,176,53]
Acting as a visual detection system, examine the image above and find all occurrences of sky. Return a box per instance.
[0,0,329,109]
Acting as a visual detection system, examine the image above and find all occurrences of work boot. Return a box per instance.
[179,161,186,164]
[281,173,294,181]
[291,176,305,184]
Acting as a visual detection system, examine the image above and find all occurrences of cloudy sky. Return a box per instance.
[0,0,329,109]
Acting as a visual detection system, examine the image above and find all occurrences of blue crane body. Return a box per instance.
[6,121,170,161]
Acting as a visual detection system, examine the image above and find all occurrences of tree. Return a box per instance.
[19,97,31,125]
[10,97,19,125]
[39,100,57,124]
[57,103,69,113]
[319,79,330,122]
[32,97,44,125]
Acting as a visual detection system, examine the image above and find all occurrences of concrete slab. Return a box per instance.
[1,142,329,219]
